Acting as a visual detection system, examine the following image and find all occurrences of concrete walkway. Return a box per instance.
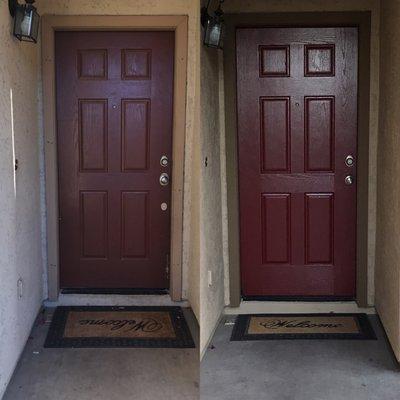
[4,308,199,400]
[201,315,400,400]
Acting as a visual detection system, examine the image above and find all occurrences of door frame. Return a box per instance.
[223,12,372,307]
[42,15,188,301]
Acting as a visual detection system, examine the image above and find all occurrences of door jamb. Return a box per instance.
[42,15,188,301]
[223,12,372,307]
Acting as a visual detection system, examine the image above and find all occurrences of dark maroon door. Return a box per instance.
[237,28,358,297]
[56,31,174,289]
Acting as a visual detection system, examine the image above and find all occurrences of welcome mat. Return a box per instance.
[44,306,195,348]
[231,313,376,341]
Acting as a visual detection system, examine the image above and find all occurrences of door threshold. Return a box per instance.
[225,301,375,315]
[61,288,168,295]
[242,295,355,302]
[44,293,189,308]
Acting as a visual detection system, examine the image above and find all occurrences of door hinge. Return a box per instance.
[166,254,170,279]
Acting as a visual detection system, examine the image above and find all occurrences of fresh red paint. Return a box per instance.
[237,27,358,297]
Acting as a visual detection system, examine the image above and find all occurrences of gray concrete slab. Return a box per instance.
[201,315,400,400]
[4,308,199,400]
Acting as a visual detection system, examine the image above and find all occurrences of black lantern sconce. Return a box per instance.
[201,0,225,49]
[9,0,40,43]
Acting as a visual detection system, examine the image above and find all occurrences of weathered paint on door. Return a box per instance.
[237,27,358,297]
[56,31,174,289]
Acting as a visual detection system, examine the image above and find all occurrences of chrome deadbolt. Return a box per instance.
[345,155,355,167]
[160,173,170,186]
[345,175,354,185]
[160,155,169,167]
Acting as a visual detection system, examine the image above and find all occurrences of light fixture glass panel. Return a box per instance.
[204,16,224,49]
[13,3,40,42]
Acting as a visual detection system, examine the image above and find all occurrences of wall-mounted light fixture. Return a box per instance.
[201,0,225,49]
[9,0,40,43]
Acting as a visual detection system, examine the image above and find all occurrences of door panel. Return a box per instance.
[56,31,174,289]
[237,27,358,297]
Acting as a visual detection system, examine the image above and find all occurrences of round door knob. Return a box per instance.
[160,173,170,186]
[345,175,354,185]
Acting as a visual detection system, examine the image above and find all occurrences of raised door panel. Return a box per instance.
[305,97,335,172]
[121,191,149,259]
[121,49,152,80]
[80,191,108,259]
[121,99,150,171]
[305,44,335,76]
[78,49,108,80]
[261,193,291,264]
[305,193,334,265]
[259,45,290,77]
[260,97,291,173]
[79,99,108,172]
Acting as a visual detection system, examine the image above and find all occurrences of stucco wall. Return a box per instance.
[220,0,380,307]
[35,0,201,318]
[0,1,44,397]
[375,0,400,361]
[199,42,226,354]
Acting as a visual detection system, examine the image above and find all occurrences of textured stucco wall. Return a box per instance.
[36,0,201,319]
[375,0,400,361]
[0,1,44,397]
[220,0,380,306]
[199,42,225,354]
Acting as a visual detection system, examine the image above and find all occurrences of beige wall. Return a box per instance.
[375,0,400,361]
[219,0,380,307]
[36,0,201,319]
[199,42,226,354]
[0,1,44,397]
[188,5,202,322]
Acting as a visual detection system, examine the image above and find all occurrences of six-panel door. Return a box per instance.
[237,28,358,297]
[56,31,174,289]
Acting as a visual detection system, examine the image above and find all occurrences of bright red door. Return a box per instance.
[237,28,358,297]
[56,31,174,289]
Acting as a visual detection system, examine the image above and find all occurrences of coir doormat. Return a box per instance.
[231,313,376,341]
[44,306,195,348]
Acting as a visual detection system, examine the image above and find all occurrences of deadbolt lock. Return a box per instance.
[160,173,170,186]
[160,155,169,167]
[345,155,355,167]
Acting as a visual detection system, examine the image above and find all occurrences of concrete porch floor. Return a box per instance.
[4,308,199,400]
[201,315,400,400]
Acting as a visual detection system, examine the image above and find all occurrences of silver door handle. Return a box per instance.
[345,175,354,185]
[160,173,170,186]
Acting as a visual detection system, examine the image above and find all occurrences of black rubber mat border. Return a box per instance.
[230,313,377,341]
[44,306,195,348]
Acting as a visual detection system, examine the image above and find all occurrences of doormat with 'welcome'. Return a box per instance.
[44,306,195,348]
[231,313,376,341]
